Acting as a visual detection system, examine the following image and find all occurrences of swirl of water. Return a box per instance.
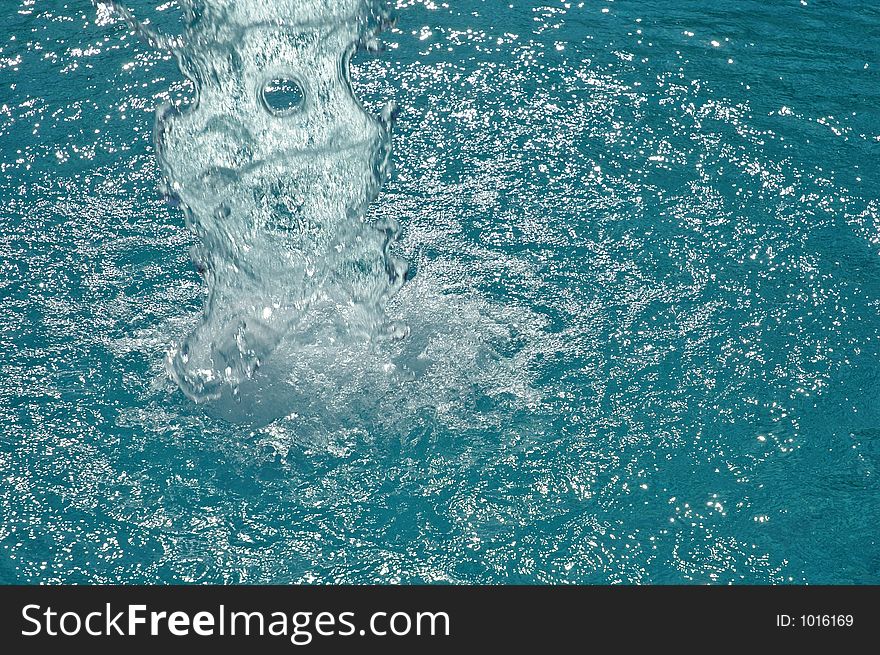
[102,1,408,415]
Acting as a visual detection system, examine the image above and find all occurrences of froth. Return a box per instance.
[107,0,407,412]
[104,0,539,429]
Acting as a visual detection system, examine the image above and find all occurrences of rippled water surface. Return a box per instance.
[1,0,879,584]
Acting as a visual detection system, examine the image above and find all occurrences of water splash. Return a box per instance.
[97,0,543,432]
[101,1,409,417]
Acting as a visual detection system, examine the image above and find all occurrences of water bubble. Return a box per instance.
[261,77,306,116]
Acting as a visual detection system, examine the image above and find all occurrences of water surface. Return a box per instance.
[1,0,879,583]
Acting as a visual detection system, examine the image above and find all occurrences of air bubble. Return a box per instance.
[261,77,305,115]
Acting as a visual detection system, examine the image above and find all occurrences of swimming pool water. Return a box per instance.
[1,0,879,584]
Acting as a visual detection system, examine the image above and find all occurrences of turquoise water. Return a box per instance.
[1,0,879,584]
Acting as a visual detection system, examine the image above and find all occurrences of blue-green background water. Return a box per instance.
[1,0,879,584]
